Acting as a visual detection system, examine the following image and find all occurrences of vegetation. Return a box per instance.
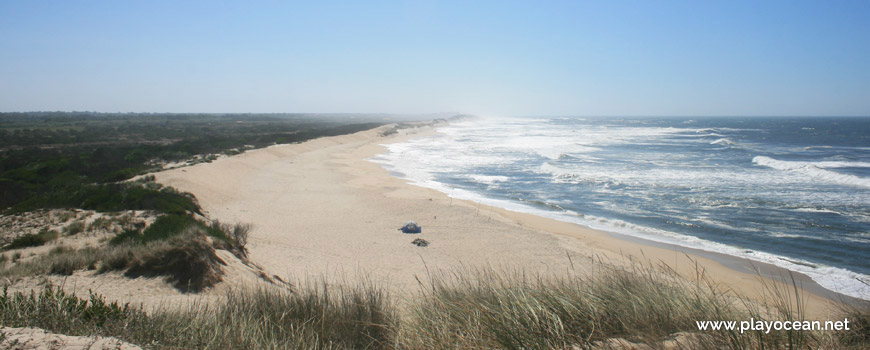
[119,230,226,292]
[64,220,85,235]
[137,214,201,243]
[0,286,139,337]
[0,264,866,349]
[1,112,393,212]
[86,216,116,232]
[0,280,394,349]
[2,229,59,250]
[3,234,48,250]
[398,264,870,350]
[1,219,246,292]
[0,112,387,303]
[0,111,380,293]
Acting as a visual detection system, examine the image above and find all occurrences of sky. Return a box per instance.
[1,0,869,116]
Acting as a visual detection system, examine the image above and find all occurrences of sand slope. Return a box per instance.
[0,327,141,350]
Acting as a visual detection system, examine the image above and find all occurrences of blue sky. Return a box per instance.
[1,0,868,116]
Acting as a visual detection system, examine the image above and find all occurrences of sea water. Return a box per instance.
[371,116,870,300]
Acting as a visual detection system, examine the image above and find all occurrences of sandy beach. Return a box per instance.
[155,123,842,317]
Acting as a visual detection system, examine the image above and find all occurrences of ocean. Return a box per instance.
[371,116,870,300]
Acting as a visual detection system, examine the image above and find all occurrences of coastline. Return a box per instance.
[154,122,848,318]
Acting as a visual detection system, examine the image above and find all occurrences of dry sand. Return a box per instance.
[0,327,142,350]
[0,209,271,312]
[155,123,842,317]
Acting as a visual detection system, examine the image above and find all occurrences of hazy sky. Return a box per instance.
[1,1,868,116]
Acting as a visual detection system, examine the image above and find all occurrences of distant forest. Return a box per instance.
[0,112,417,212]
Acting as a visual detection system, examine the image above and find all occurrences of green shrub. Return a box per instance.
[0,285,140,335]
[4,233,48,250]
[1,113,389,215]
[141,214,197,243]
[124,232,225,292]
[87,217,114,231]
[2,229,225,287]
[48,253,95,275]
[77,184,201,215]
[48,245,73,255]
[11,183,201,216]
[54,211,76,223]
[65,220,85,235]
[204,221,230,242]
[4,229,63,251]
[103,167,139,182]
[39,228,60,241]
[108,229,141,246]
[117,215,242,249]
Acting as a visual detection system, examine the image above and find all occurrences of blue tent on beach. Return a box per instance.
[400,221,422,233]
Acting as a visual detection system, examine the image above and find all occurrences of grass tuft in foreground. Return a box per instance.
[398,263,739,349]
[0,280,395,349]
[1,262,867,349]
[0,285,140,337]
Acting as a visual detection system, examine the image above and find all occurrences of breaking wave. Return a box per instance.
[373,116,870,300]
[752,156,870,188]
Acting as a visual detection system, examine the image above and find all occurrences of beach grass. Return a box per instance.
[1,261,866,349]
[0,279,396,349]
[398,262,720,348]
[0,220,243,292]
[2,228,59,251]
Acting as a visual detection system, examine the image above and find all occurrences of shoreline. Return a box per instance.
[376,121,867,305]
[607,229,863,305]
[154,122,850,317]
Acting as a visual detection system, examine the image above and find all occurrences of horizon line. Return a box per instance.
[2,111,869,118]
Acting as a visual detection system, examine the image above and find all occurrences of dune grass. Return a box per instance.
[397,264,725,349]
[0,260,866,349]
[0,280,395,349]
[108,215,249,256]
[64,220,86,235]
[398,262,870,349]
[2,228,59,250]
[0,231,225,292]
[0,220,243,292]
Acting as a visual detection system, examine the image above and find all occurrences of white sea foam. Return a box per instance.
[840,236,870,244]
[370,117,870,300]
[752,156,870,188]
[696,216,762,232]
[769,232,816,239]
[710,138,736,146]
[791,207,843,215]
[469,175,510,184]
[429,182,870,300]
[812,161,870,168]
[537,161,804,190]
